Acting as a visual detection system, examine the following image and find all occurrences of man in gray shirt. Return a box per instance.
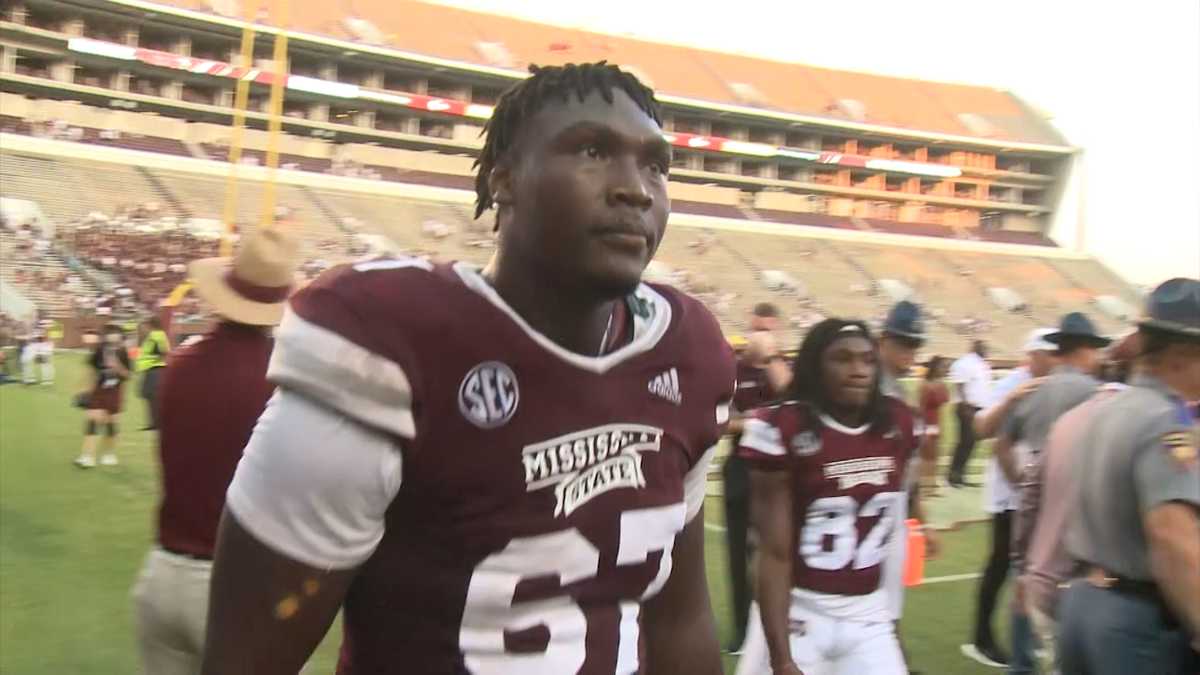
[994,312,1110,487]
[992,312,1109,674]
[1059,277,1200,675]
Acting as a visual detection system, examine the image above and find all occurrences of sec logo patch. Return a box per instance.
[459,361,519,429]
[791,430,822,457]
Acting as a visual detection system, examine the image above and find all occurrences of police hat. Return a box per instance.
[1046,312,1111,348]
[883,300,926,344]
[1138,277,1200,338]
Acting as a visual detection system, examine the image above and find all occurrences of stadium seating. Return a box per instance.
[0,97,1047,245]
[0,136,1130,355]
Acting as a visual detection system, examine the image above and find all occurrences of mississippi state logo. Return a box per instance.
[791,430,822,457]
[459,361,519,428]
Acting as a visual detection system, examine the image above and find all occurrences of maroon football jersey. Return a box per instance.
[284,259,735,674]
[733,359,773,414]
[737,399,918,596]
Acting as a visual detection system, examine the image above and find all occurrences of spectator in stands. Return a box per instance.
[136,316,171,431]
[75,323,132,469]
[947,339,992,488]
[918,356,950,495]
[133,227,300,674]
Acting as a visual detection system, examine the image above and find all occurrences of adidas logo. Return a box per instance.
[648,368,682,405]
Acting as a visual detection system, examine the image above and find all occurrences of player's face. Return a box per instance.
[822,335,878,409]
[503,89,671,296]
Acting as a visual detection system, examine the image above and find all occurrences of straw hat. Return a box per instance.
[189,227,301,326]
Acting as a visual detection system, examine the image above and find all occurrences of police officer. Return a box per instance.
[995,312,1110,672]
[879,300,925,403]
[1059,277,1200,675]
[878,300,940,674]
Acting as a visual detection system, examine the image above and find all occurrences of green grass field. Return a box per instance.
[1,354,1007,674]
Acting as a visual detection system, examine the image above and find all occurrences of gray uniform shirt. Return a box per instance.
[1000,365,1100,455]
[1065,374,1200,581]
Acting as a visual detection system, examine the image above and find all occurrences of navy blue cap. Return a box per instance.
[1046,311,1111,347]
[1138,277,1200,337]
[883,300,926,343]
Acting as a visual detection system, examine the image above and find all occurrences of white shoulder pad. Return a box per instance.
[270,307,416,439]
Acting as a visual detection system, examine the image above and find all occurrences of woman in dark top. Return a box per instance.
[76,324,132,468]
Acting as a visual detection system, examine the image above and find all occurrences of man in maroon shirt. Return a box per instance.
[132,227,299,675]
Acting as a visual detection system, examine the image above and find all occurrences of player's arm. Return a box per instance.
[203,512,357,675]
[202,389,404,674]
[751,467,797,674]
[1137,424,1200,643]
[642,504,722,675]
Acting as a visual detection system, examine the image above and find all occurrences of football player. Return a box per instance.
[736,319,919,675]
[200,62,735,675]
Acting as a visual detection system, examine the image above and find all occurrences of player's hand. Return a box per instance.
[771,662,805,675]
[1009,377,1045,402]
[923,527,941,559]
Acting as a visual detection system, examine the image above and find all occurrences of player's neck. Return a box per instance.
[483,262,621,357]
[825,404,868,429]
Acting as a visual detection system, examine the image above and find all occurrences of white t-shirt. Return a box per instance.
[949,352,992,407]
[979,367,1028,513]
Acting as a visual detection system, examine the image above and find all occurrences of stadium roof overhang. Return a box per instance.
[69,0,1077,156]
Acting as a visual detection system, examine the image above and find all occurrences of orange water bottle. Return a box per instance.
[903,518,926,587]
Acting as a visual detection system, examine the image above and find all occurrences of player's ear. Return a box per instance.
[489,164,514,209]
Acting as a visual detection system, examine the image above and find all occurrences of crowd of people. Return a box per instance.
[7,62,1196,675]
[63,208,221,313]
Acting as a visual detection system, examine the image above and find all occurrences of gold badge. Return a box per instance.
[1163,431,1198,470]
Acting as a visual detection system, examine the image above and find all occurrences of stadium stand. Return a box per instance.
[0,130,1132,354]
[0,1,1140,354]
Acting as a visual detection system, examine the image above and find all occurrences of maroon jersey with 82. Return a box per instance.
[737,399,918,596]
[277,259,735,674]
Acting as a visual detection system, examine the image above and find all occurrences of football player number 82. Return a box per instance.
[459,502,687,674]
[801,492,899,571]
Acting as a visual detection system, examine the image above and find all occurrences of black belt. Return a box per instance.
[1078,564,1179,629]
[162,545,213,562]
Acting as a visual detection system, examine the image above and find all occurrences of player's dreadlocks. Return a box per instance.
[473,62,662,220]
[787,318,893,432]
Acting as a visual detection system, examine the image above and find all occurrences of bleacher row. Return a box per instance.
[0,137,1138,359]
[0,95,1056,248]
